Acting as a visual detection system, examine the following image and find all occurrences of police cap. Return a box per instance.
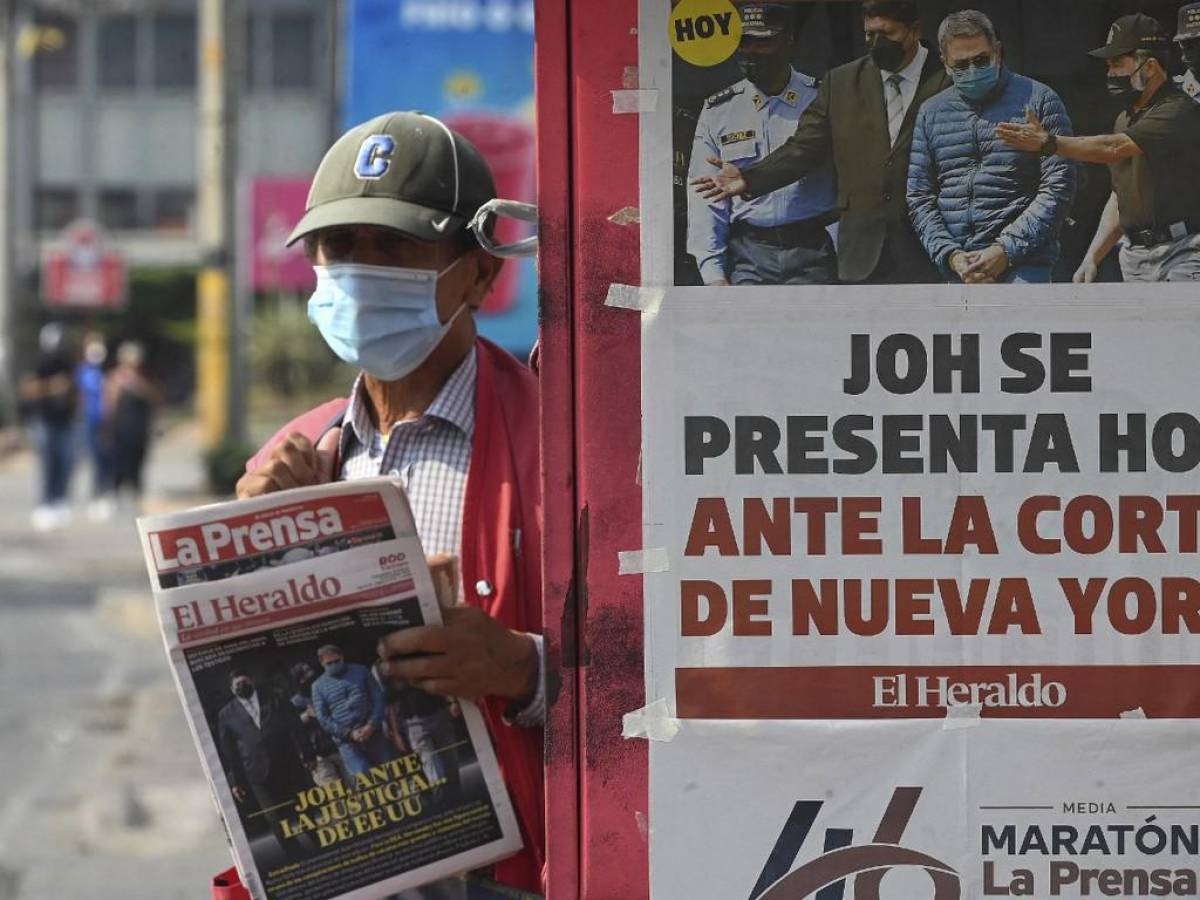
[1088,13,1171,59]
[1177,2,1200,42]
[740,4,793,39]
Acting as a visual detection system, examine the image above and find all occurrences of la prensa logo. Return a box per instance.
[750,787,960,899]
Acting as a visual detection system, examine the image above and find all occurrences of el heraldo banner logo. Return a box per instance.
[750,788,959,899]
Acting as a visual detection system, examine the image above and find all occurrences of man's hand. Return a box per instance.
[963,244,1009,284]
[1073,257,1099,284]
[376,606,537,703]
[995,108,1048,153]
[690,157,748,202]
[351,722,377,743]
[236,428,341,499]
[232,785,248,803]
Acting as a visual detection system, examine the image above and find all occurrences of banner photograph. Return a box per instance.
[668,0,1200,287]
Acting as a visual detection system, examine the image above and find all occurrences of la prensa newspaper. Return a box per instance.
[136,478,522,900]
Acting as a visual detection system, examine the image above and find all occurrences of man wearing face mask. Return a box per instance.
[907,10,1075,284]
[309,644,392,777]
[692,1,951,284]
[236,111,545,893]
[997,14,1200,283]
[686,3,836,285]
[1175,2,1200,102]
[217,669,314,861]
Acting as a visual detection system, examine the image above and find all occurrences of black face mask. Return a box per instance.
[234,682,255,699]
[1182,41,1200,75]
[736,53,782,89]
[869,35,908,72]
[1106,74,1139,103]
[1107,60,1148,105]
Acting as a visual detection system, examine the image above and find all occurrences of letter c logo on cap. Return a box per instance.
[354,134,395,180]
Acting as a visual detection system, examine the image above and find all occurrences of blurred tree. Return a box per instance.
[249,295,352,399]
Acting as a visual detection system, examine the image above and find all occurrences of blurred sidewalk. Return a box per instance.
[0,419,232,900]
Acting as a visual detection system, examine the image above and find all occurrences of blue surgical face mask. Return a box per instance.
[323,660,346,676]
[307,259,467,382]
[951,61,1000,104]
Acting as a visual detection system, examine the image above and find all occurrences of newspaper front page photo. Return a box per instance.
[138,479,521,900]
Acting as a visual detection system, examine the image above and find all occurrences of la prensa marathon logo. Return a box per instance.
[750,787,960,899]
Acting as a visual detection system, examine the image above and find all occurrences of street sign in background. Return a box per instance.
[345,0,539,354]
[41,220,127,311]
[247,177,315,295]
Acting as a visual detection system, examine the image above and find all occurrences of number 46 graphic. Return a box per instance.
[748,788,960,900]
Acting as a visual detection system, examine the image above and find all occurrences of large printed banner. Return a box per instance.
[637,1,1200,895]
[640,291,1200,897]
[642,292,1200,720]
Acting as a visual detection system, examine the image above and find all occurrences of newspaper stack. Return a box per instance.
[137,478,522,900]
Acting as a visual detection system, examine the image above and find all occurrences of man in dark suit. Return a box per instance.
[217,669,314,861]
[692,1,953,284]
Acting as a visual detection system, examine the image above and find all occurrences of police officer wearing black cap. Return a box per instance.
[1176,1,1200,102]
[998,13,1200,282]
[686,3,836,285]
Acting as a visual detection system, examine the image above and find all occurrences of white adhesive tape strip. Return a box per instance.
[618,547,669,575]
[622,698,681,742]
[605,283,665,314]
[942,703,983,730]
[608,206,642,226]
[1120,707,1147,719]
[612,89,659,114]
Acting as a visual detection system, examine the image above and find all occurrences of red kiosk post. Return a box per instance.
[536,0,648,897]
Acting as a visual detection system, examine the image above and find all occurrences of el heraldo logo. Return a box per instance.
[750,788,960,899]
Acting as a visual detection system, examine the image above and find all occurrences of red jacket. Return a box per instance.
[236,337,545,892]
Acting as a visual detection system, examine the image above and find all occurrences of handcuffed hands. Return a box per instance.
[952,244,1009,284]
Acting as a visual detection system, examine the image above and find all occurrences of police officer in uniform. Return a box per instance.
[997,14,1200,282]
[686,3,836,286]
[1176,2,1200,103]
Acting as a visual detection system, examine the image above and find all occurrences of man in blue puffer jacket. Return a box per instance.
[908,10,1076,284]
[310,643,392,777]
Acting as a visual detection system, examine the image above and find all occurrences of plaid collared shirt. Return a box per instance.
[336,348,544,730]
[339,349,476,558]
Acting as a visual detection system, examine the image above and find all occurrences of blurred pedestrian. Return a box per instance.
[19,323,78,531]
[76,332,114,520]
[105,341,160,508]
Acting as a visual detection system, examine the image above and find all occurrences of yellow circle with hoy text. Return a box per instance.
[670,0,741,67]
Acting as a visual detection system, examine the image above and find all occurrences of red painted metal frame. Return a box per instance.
[537,0,648,897]
[535,0,582,896]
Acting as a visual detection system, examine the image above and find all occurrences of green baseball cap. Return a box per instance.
[286,111,497,246]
